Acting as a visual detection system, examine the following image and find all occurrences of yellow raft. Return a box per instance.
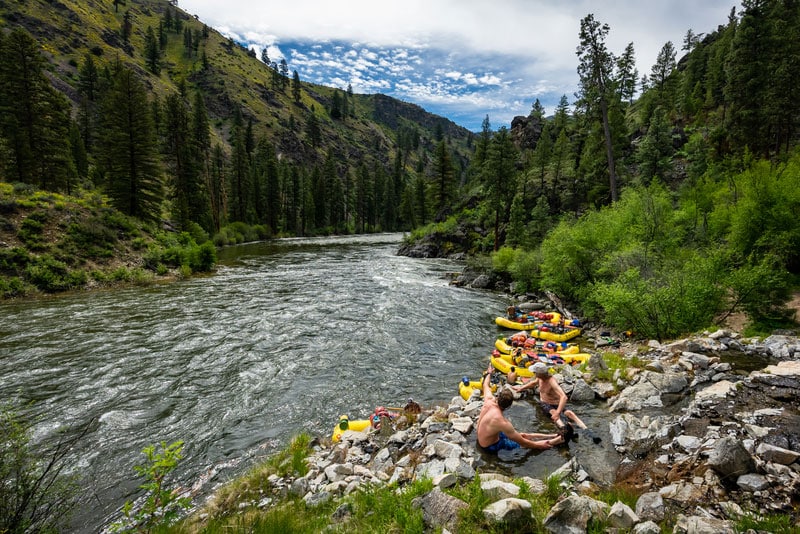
[494,337,580,355]
[496,350,590,367]
[331,415,371,442]
[491,352,590,378]
[495,312,562,331]
[526,326,581,342]
[458,378,497,401]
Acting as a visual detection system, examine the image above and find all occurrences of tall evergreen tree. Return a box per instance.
[292,71,301,103]
[616,42,638,104]
[163,93,195,229]
[97,62,163,221]
[474,115,492,169]
[144,26,161,75]
[482,126,518,250]
[431,139,455,216]
[227,107,251,222]
[576,14,619,202]
[189,91,213,231]
[0,29,73,191]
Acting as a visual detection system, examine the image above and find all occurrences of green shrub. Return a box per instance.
[0,276,26,297]
[509,248,543,293]
[0,247,31,274]
[585,246,729,340]
[190,241,217,272]
[25,256,73,292]
[0,405,82,533]
[18,216,46,250]
[64,219,117,258]
[491,245,516,274]
[111,441,191,532]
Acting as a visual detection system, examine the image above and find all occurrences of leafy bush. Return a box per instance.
[111,441,191,532]
[0,247,31,274]
[64,218,118,259]
[25,256,73,292]
[588,251,727,340]
[17,215,46,250]
[509,247,543,293]
[491,245,516,274]
[0,405,83,533]
[0,276,26,297]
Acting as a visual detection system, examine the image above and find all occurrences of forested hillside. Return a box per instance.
[405,1,800,338]
[0,0,473,297]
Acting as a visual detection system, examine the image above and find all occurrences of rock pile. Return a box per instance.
[230,329,800,532]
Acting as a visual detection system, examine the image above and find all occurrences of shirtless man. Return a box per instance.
[512,362,587,433]
[476,362,566,452]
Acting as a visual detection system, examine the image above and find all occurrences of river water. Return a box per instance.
[0,233,615,531]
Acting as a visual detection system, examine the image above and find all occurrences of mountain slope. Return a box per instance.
[1,0,473,174]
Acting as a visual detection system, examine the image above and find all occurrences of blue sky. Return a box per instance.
[179,0,737,131]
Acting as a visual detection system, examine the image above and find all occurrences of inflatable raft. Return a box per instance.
[331,415,371,442]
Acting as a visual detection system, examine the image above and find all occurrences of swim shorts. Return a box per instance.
[480,431,520,452]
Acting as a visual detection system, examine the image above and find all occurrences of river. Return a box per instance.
[0,233,615,531]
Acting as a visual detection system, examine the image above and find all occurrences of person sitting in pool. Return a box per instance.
[512,362,587,434]
[476,362,566,452]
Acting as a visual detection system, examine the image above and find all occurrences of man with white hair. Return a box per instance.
[512,362,588,440]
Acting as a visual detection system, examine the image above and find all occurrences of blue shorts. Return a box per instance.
[481,431,520,452]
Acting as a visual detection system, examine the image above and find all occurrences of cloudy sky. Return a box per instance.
[179,0,737,131]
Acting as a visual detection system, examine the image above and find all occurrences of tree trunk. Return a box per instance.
[600,98,618,202]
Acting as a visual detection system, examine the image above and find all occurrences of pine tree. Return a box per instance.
[616,42,638,104]
[145,26,161,75]
[97,61,163,221]
[576,14,619,202]
[431,139,455,216]
[0,29,73,191]
[227,107,251,222]
[292,71,301,103]
[482,126,518,250]
[163,93,194,229]
[190,91,213,231]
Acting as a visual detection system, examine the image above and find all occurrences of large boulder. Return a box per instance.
[706,436,756,482]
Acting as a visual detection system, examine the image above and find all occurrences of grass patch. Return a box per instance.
[591,351,645,383]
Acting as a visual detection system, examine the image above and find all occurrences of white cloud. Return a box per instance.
[180,0,737,129]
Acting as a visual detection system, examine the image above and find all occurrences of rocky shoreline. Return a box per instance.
[210,325,799,532]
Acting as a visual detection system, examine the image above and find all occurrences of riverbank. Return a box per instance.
[178,325,800,532]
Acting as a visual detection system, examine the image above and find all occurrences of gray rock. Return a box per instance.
[304,490,332,507]
[569,378,596,402]
[480,479,520,500]
[736,473,769,491]
[433,439,463,459]
[543,494,609,534]
[483,498,532,525]
[412,487,468,532]
[632,520,662,534]
[672,514,735,534]
[756,442,800,465]
[635,491,664,522]
[607,501,639,528]
[707,436,755,481]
